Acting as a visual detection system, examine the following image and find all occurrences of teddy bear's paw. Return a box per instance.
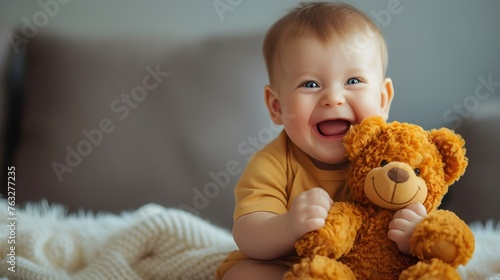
[284,256,355,280]
[410,210,475,267]
[399,259,461,280]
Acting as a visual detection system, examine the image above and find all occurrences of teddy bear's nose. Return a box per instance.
[387,167,409,183]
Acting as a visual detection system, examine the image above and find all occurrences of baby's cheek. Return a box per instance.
[350,95,385,121]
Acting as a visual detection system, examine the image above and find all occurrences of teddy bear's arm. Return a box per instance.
[409,209,475,268]
[295,202,364,259]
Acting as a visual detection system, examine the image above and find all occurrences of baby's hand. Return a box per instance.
[388,202,427,255]
[287,187,333,239]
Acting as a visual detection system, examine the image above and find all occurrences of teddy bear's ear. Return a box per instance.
[429,128,468,185]
[344,116,385,161]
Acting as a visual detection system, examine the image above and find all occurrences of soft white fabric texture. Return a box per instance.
[458,221,500,280]
[1,199,499,280]
[0,200,237,280]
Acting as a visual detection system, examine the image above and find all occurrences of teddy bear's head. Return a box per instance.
[343,116,467,212]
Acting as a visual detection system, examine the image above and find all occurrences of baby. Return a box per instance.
[217,2,427,279]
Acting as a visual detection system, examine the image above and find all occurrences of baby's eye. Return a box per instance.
[301,81,320,88]
[346,78,360,85]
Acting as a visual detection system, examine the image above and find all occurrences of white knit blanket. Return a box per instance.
[0,200,237,280]
[1,200,499,280]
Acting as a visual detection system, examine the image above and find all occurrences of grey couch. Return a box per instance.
[1,28,275,229]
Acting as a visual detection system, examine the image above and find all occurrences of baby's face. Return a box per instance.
[268,35,393,168]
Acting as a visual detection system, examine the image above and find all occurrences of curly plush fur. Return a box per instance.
[285,116,475,280]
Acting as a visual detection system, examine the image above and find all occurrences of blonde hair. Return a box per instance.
[263,2,388,85]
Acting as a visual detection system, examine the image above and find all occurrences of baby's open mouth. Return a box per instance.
[316,120,351,137]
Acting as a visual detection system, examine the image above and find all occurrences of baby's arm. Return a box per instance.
[233,188,333,260]
[387,202,427,254]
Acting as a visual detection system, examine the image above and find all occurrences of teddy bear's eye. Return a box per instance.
[380,160,388,167]
[414,168,421,176]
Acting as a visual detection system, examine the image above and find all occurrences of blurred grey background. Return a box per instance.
[0,0,499,129]
[0,0,499,229]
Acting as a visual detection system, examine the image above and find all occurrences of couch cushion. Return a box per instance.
[442,100,500,223]
[15,32,273,229]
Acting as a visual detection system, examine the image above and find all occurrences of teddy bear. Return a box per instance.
[285,116,475,280]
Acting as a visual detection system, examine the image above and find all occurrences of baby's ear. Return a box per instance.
[344,116,385,161]
[429,128,468,185]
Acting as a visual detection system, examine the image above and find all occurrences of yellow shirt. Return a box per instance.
[234,130,351,220]
[217,131,350,279]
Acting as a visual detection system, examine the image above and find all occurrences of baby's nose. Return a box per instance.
[387,167,409,183]
[320,89,345,106]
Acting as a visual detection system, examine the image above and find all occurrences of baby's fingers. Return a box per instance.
[302,188,333,210]
[387,227,406,242]
[303,204,329,220]
[405,202,427,217]
[392,203,427,222]
[302,217,326,233]
[289,205,328,237]
[388,217,412,232]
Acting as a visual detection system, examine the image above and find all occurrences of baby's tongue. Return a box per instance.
[317,120,349,136]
